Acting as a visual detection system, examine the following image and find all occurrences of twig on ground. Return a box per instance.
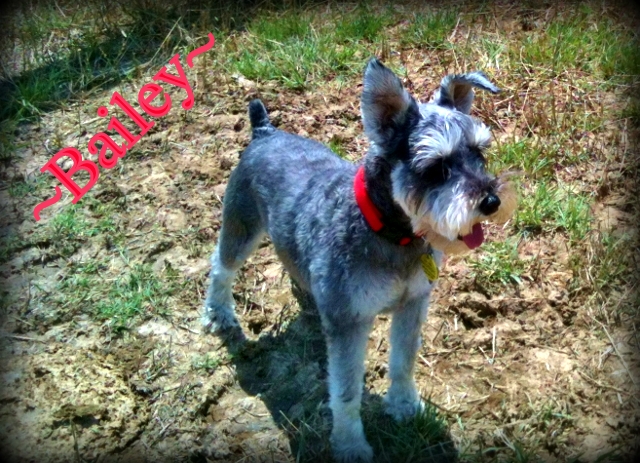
[4,334,46,343]
[590,315,637,386]
[577,370,630,395]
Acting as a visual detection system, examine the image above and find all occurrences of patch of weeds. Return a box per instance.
[8,173,48,198]
[621,97,640,128]
[553,194,592,242]
[0,290,11,314]
[229,8,389,89]
[232,12,323,89]
[333,6,391,43]
[0,120,18,165]
[21,204,96,261]
[516,9,631,78]
[50,204,93,238]
[233,44,311,89]
[286,397,454,463]
[327,137,348,158]
[84,198,122,234]
[468,238,526,290]
[8,179,31,198]
[400,10,458,49]
[490,140,552,178]
[515,182,591,241]
[589,232,632,289]
[1,0,186,123]
[282,406,331,463]
[464,439,543,463]
[0,234,26,265]
[582,232,634,317]
[29,258,105,327]
[49,258,177,333]
[250,13,312,42]
[599,37,640,81]
[364,399,455,463]
[93,264,172,332]
[58,260,105,297]
[479,37,507,69]
[500,439,544,463]
[191,353,223,374]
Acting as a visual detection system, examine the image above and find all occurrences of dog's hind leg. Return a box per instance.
[324,316,375,462]
[203,184,265,333]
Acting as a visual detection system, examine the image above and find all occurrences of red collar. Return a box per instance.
[354,166,414,246]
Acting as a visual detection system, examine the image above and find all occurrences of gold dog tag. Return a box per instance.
[420,254,439,282]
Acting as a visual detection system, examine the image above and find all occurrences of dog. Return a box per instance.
[202,58,516,462]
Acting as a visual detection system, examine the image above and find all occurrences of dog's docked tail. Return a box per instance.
[248,99,275,139]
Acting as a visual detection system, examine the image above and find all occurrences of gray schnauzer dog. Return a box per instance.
[203,58,516,462]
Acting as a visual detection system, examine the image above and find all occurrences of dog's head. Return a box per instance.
[361,58,516,255]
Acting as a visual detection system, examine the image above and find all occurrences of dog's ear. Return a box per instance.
[433,72,499,114]
[361,58,418,150]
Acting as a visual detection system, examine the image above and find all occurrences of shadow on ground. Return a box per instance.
[207,279,459,463]
[0,0,362,125]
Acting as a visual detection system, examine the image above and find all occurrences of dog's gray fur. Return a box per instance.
[203,59,516,462]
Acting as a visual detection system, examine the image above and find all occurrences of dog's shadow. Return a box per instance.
[219,279,459,463]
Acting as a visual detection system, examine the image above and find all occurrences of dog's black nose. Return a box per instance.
[479,194,500,215]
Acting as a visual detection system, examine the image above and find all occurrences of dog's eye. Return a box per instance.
[419,159,451,185]
[472,148,487,164]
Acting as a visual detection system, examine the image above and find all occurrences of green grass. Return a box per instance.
[588,233,632,293]
[250,13,312,42]
[478,37,507,70]
[0,1,186,124]
[514,182,591,242]
[51,257,177,333]
[93,264,172,332]
[22,201,175,332]
[333,6,391,43]
[578,231,636,323]
[191,353,224,373]
[515,7,631,78]
[327,137,348,158]
[468,238,527,291]
[489,140,552,179]
[287,397,454,463]
[364,401,454,463]
[50,205,92,237]
[225,8,393,89]
[5,204,98,262]
[0,234,24,265]
[400,10,458,49]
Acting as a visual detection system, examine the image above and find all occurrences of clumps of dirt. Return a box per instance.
[448,291,545,329]
[0,343,150,462]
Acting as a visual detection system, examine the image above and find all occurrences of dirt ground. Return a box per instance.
[1,2,639,462]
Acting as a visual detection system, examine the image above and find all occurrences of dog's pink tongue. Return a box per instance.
[462,223,484,249]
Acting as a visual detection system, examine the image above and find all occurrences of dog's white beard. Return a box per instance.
[423,184,478,240]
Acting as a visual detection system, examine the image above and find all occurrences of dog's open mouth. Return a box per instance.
[458,223,484,249]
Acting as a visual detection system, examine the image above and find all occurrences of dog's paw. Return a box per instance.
[384,393,424,422]
[331,437,374,463]
[201,305,239,334]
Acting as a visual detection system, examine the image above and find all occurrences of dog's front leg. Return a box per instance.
[384,296,429,421]
[324,317,375,463]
